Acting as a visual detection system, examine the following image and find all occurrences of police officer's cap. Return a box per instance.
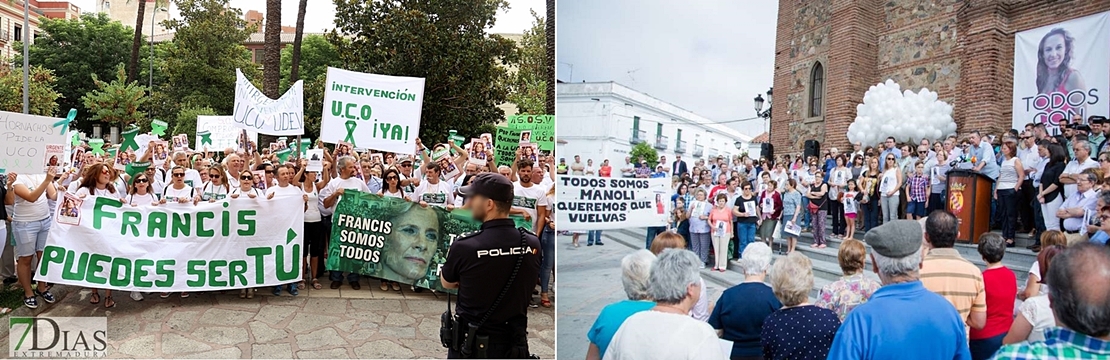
[459,173,514,203]
[1090,115,1109,125]
[1075,124,1092,133]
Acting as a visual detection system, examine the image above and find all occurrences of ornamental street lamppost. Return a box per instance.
[754,87,773,137]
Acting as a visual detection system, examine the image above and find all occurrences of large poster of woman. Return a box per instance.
[1012,11,1110,132]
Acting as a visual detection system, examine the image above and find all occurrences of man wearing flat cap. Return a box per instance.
[828,219,971,360]
[1091,116,1110,155]
[441,173,541,358]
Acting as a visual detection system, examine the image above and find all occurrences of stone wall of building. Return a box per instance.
[771,0,1110,157]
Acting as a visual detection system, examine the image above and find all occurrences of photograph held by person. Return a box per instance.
[762,252,841,360]
[441,173,541,359]
[602,249,725,360]
[993,243,1110,359]
[827,220,971,359]
[709,242,781,360]
[585,250,656,360]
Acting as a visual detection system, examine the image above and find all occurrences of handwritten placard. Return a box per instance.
[0,110,67,174]
[197,115,258,152]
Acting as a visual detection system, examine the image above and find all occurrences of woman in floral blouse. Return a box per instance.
[814,238,882,321]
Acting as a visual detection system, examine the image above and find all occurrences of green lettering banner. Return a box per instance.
[326,190,530,293]
[506,114,554,151]
[35,194,305,291]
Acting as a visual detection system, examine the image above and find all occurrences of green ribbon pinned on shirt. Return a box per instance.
[344,120,358,146]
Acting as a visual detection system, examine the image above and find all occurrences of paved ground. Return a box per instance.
[0,278,555,359]
[555,231,729,360]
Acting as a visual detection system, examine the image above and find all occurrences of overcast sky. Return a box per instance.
[69,0,543,35]
[557,0,778,137]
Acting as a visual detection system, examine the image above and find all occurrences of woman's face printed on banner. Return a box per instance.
[1042,33,1067,70]
[383,206,441,282]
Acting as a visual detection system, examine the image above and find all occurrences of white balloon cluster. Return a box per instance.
[847,79,957,146]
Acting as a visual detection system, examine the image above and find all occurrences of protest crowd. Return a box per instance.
[0,130,558,310]
[578,114,1110,360]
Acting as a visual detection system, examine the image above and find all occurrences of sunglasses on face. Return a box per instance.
[386,176,398,180]
[241,175,253,180]
[209,174,221,178]
[172,173,185,177]
[135,178,149,183]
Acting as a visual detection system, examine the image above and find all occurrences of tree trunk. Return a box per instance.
[289,0,307,82]
[263,0,282,98]
[127,0,148,84]
[545,0,555,116]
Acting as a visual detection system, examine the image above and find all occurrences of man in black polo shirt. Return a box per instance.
[442,173,541,359]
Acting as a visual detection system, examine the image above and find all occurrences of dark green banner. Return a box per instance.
[506,114,554,151]
[326,190,531,293]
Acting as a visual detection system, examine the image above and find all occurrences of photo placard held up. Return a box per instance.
[555,175,671,231]
[494,126,522,168]
[320,67,426,155]
[197,116,258,151]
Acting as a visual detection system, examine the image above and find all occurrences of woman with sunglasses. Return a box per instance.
[124,172,158,302]
[74,163,122,307]
[301,165,327,291]
[879,155,903,223]
[159,166,199,299]
[376,167,406,291]
[228,170,262,299]
[200,164,230,202]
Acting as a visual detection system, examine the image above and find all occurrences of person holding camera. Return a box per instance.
[441,173,542,358]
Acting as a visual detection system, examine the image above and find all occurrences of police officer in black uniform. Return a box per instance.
[441,173,541,359]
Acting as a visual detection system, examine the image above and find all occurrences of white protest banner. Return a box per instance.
[1012,11,1110,132]
[320,67,425,155]
[37,195,305,291]
[554,176,671,231]
[197,115,258,151]
[233,69,305,136]
[0,110,67,174]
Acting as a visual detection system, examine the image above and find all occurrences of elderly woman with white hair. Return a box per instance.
[586,250,657,360]
[709,242,781,360]
[603,249,726,360]
[761,252,841,360]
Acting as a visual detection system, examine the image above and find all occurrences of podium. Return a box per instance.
[946,169,994,244]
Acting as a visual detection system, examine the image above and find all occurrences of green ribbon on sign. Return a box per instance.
[70,132,81,147]
[125,161,151,179]
[88,139,106,156]
[275,147,293,163]
[119,126,140,152]
[151,119,168,137]
[107,146,118,158]
[52,108,77,135]
[300,138,313,155]
[344,120,358,146]
[198,131,213,146]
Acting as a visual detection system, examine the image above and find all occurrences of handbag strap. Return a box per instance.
[472,228,529,331]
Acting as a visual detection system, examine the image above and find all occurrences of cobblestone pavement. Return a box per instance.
[1,278,555,359]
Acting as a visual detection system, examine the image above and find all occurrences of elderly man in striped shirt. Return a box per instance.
[920,210,987,334]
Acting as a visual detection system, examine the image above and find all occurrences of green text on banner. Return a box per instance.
[555,175,672,231]
[506,114,554,151]
[326,190,530,293]
[320,67,425,155]
[494,126,522,168]
[197,115,258,151]
[36,196,305,291]
[233,69,306,136]
[0,110,68,174]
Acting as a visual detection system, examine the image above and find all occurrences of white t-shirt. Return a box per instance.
[74,187,117,198]
[266,183,304,198]
[320,176,371,216]
[162,185,195,202]
[126,192,158,206]
[382,188,405,199]
[13,174,52,222]
[1062,158,1098,198]
[199,182,230,201]
[1018,295,1056,343]
[410,180,454,207]
[513,182,549,230]
[603,310,725,360]
[230,187,261,200]
[304,187,322,222]
[180,168,203,189]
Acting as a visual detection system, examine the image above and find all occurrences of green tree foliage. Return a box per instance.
[162,0,259,119]
[170,105,217,141]
[630,142,659,169]
[280,35,339,92]
[545,0,554,115]
[301,73,328,141]
[0,66,62,116]
[18,13,134,125]
[81,65,148,127]
[506,11,546,115]
[329,0,518,143]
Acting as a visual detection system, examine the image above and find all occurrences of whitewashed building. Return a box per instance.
[557,81,754,169]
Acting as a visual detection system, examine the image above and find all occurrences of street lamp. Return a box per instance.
[149,6,168,120]
[754,87,773,139]
[734,141,743,150]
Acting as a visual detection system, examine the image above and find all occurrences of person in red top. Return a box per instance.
[757,179,783,247]
[707,173,728,206]
[598,159,612,177]
[970,233,1017,360]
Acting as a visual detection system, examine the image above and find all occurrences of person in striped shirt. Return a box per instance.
[921,210,987,333]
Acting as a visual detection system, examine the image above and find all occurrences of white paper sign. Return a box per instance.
[306,149,324,172]
[0,110,67,174]
[555,176,670,231]
[233,69,305,136]
[197,116,258,152]
[320,67,425,155]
